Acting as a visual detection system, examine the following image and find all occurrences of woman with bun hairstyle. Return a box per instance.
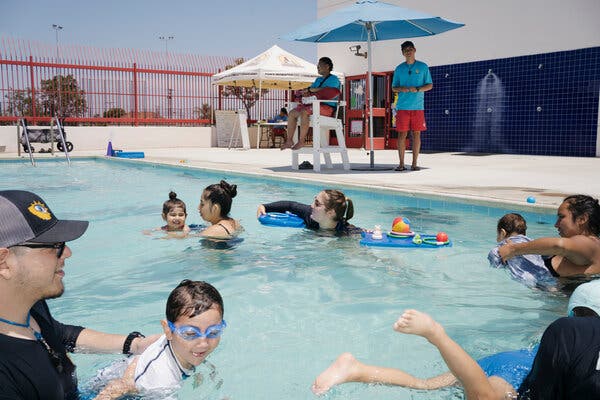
[198,180,242,239]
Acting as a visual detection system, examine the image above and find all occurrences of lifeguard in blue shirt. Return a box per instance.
[281,57,341,150]
[391,41,433,172]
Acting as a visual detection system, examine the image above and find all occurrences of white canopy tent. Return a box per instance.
[212,45,343,119]
[213,45,320,90]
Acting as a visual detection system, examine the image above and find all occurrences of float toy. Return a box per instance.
[258,212,306,228]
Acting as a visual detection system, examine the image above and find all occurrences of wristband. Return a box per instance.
[122,331,145,355]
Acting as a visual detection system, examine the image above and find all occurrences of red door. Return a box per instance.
[345,73,392,150]
[345,75,367,148]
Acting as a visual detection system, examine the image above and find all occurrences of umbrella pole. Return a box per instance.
[367,26,374,168]
[258,80,263,149]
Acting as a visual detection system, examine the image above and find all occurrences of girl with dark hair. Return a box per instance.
[499,194,600,276]
[143,191,191,238]
[257,189,361,235]
[198,180,241,239]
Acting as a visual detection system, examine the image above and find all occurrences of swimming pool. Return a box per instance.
[2,158,564,399]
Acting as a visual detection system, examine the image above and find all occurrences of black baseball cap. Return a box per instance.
[0,190,89,248]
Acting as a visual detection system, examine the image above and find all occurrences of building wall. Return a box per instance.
[317,0,600,156]
[317,0,600,72]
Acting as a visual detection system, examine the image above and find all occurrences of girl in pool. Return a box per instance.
[499,194,600,277]
[198,180,241,239]
[94,280,226,399]
[256,189,361,235]
[145,191,191,238]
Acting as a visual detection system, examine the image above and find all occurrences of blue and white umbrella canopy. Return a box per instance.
[283,0,464,168]
[283,1,463,43]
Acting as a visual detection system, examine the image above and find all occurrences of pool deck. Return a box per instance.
[2,148,599,209]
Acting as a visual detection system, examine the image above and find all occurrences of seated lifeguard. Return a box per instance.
[281,57,340,150]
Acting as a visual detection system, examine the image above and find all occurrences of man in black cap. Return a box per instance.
[0,190,157,400]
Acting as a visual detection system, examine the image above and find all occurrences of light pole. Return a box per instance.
[52,24,63,118]
[159,35,174,119]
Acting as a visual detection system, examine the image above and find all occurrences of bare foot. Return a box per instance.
[280,141,293,150]
[393,309,443,341]
[311,352,360,395]
[411,165,420,171]
[291,142,304,150]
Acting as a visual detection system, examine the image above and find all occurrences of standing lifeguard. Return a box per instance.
[391,41,433,172]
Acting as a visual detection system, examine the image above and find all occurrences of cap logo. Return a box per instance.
[28,201,52,221]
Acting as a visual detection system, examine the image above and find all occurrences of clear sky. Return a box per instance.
[1,0,318,61]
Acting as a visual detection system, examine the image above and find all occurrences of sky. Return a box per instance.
[1,0,318,61]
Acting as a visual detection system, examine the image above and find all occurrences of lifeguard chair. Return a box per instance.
[291,88,350,172]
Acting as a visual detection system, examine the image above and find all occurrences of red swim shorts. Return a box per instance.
[395,110,427,132]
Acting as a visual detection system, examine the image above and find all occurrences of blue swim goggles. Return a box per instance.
[167,320,227,340]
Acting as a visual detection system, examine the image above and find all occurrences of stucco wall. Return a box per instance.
[317,0,600,74]
[0,126,214,153]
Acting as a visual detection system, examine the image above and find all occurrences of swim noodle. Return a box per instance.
[258,212,306,228]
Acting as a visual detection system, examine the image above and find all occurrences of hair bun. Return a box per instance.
[219,180,237,198]
[169,191,178,200]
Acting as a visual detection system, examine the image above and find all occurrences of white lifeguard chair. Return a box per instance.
[291,93,350,172]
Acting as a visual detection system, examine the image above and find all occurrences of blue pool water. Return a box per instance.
[2,158,565,399]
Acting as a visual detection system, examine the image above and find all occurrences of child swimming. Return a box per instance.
[198,180,241,239]
[144,191,191,238]
[94,280,226,399]
[487,213,555,288]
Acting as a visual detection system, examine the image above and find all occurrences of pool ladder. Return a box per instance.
[17,117,71,166]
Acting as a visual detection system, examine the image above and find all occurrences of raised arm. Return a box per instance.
[498,235,597,266]
[75,329,160,355]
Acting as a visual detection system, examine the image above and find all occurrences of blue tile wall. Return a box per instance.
[424,47,600,156]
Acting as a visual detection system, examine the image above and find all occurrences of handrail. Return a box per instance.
[52,117,71,166]
[17,119,36,166]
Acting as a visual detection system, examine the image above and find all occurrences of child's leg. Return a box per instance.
[311,352,457,395]
[393,310,511,400]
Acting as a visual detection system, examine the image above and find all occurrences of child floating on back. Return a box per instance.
[487,213,555,288]
[94,280,226,399]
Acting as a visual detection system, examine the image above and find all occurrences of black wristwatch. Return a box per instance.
[122,331,145,355]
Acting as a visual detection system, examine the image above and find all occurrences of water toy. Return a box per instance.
[360,231,452,248]
[436,232,449,242]
[392,216,411,233]
[477,347,538,390]
[526,196,536,204]
[114,150,145,159]
[258,212,305,228]
[371,225,383,240]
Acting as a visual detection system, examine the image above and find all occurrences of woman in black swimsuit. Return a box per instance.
[499,195,600,277]
[257,189,361,235]
[198,180,241,239]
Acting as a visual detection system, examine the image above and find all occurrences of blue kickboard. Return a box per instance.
[114,151,145,159]
[360,232,452,248]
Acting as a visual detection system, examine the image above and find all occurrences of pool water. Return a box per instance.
[2,159,564,399]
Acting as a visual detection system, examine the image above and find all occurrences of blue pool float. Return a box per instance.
[114,150,145,159]
[360,231,452,248]
[477,346,538,390]
[258,212,306,228]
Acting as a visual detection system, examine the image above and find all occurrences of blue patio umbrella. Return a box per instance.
[283,0,464,169]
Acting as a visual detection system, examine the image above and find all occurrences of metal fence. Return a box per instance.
[0,37,288,126]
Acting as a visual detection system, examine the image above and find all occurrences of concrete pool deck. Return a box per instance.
[2,147,599,209]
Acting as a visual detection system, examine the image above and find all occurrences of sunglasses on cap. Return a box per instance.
[167,320,227,341]
[12,242,66,258]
